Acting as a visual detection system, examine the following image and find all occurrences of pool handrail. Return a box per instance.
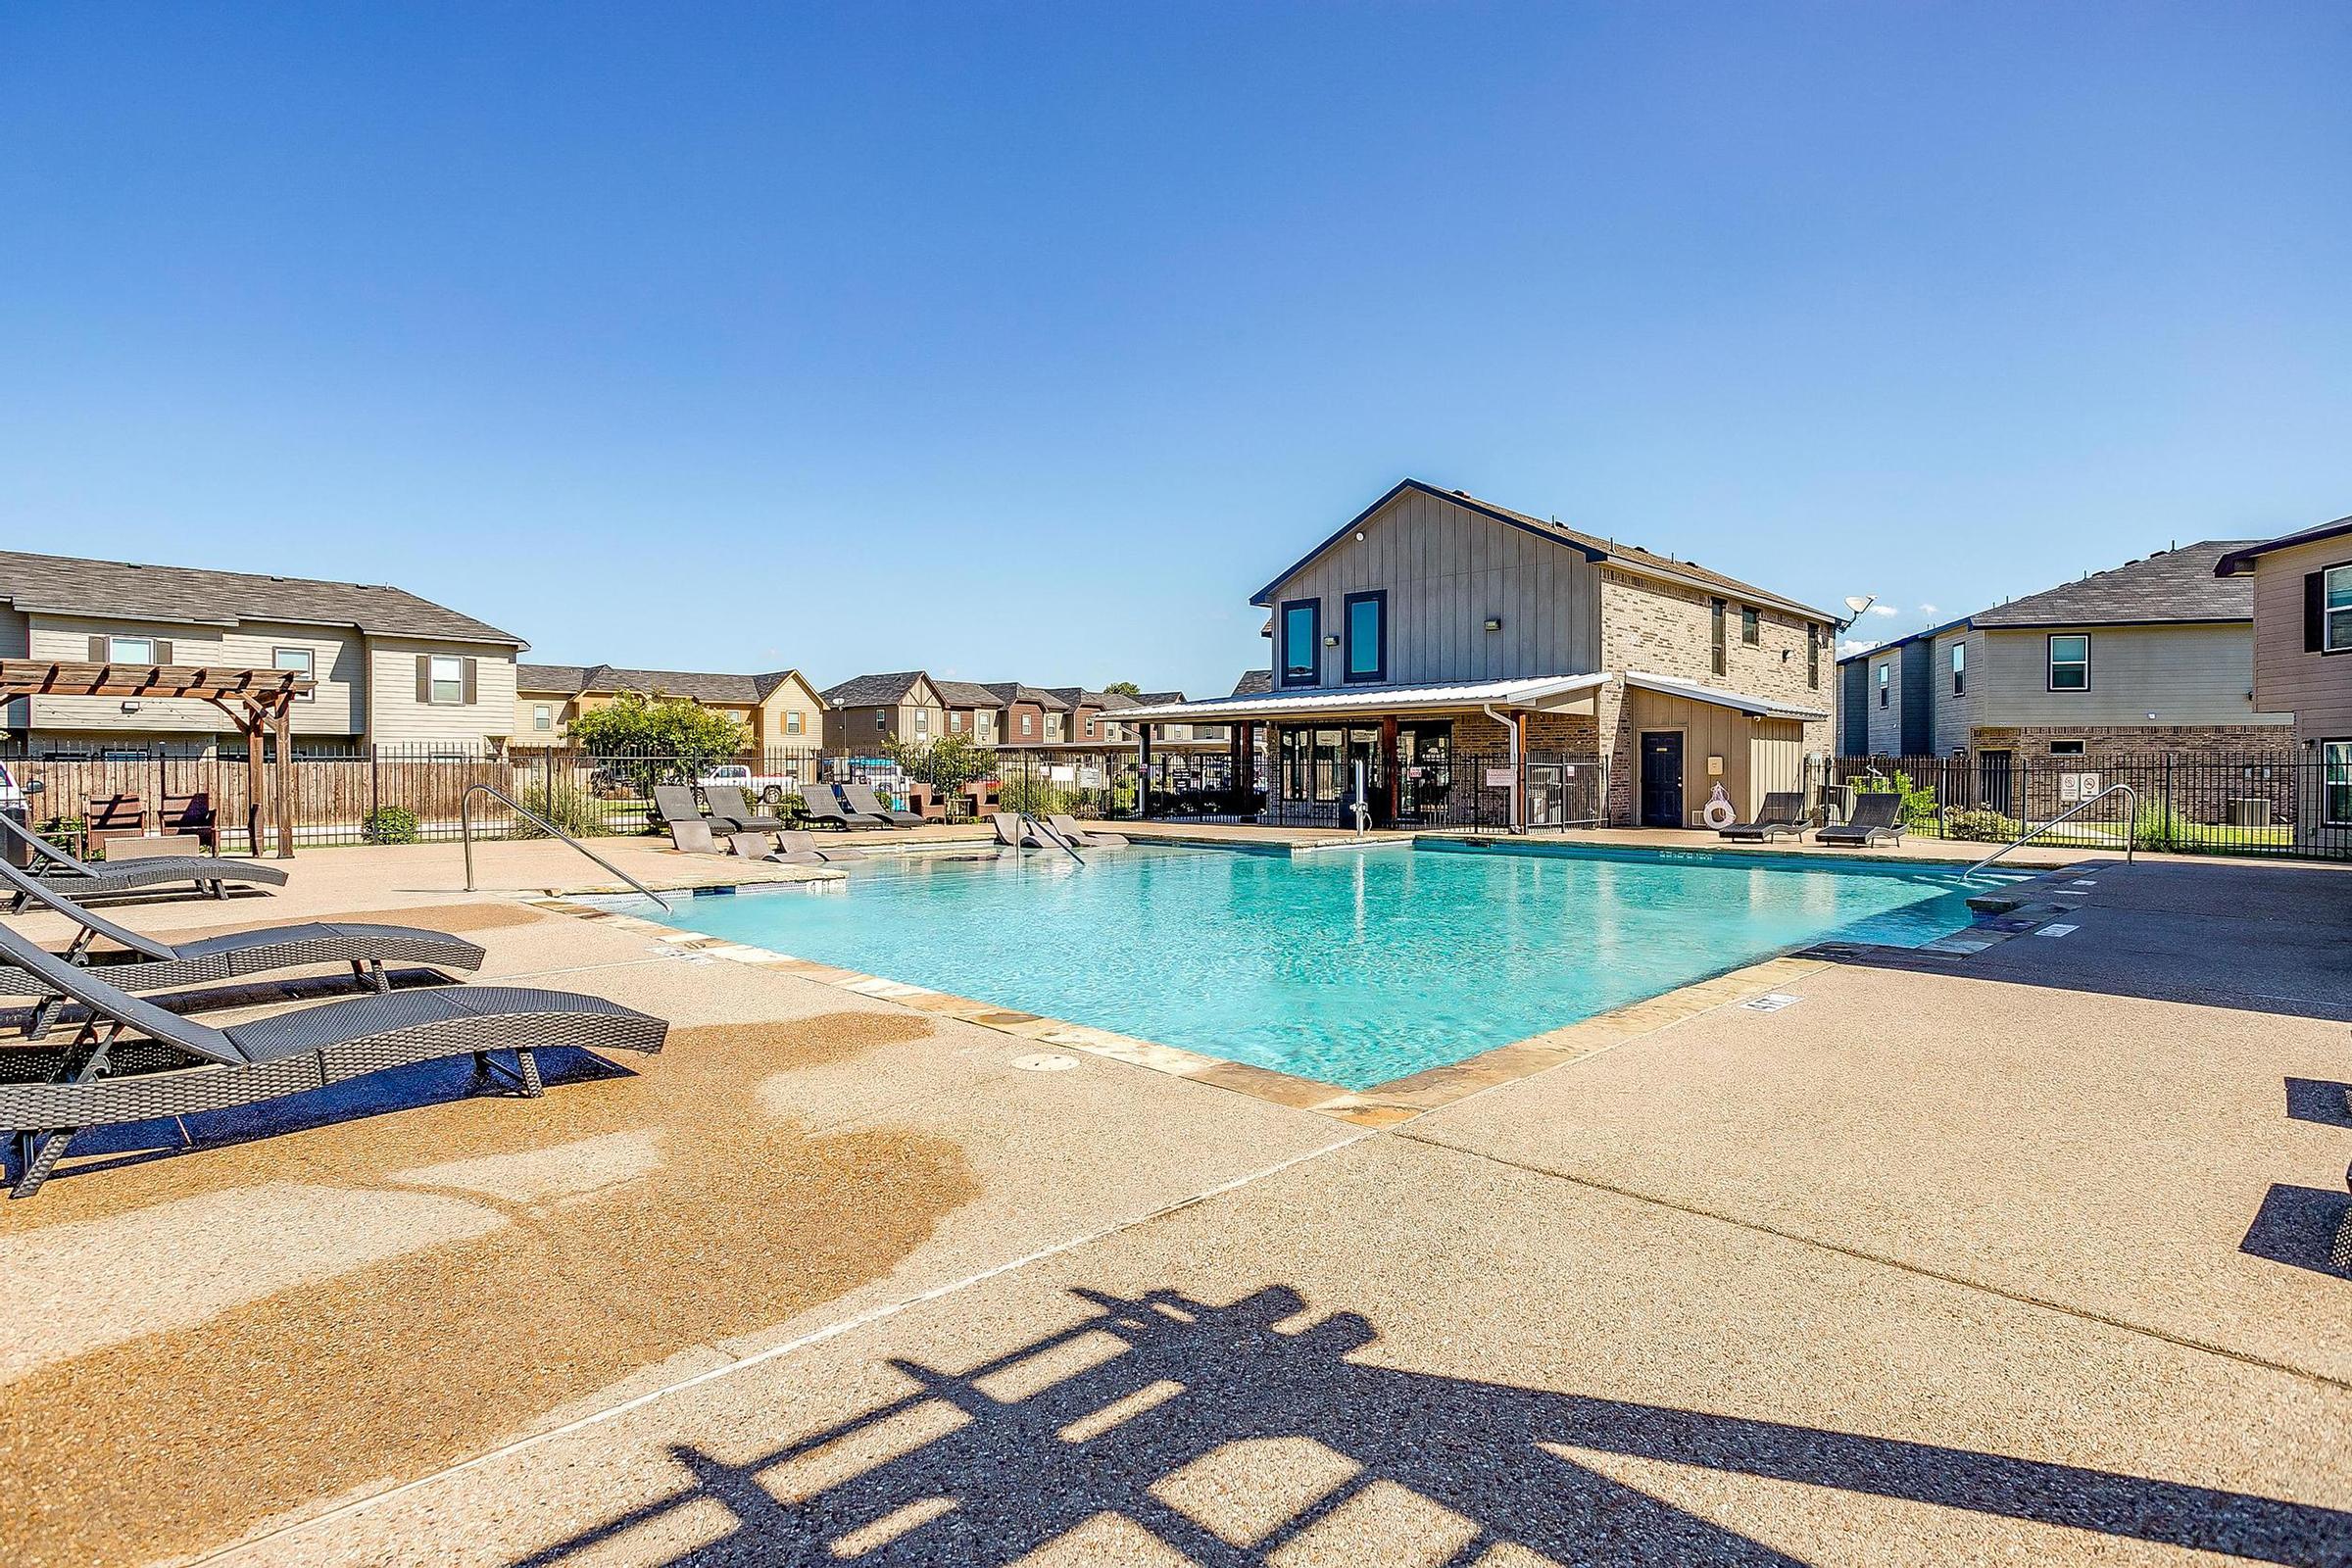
[1964,781,2135,882]
[1022,812,1085,865]
[462,782,673,910]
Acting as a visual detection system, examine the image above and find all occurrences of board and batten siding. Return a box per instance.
[16,613,368,741]
[1973,624,2285,730]
[364,637,518,748]
[1623,686,1803,823]
[2246,534,2352,744]
[1260,489,1603,688]
[1863,649,1904,756]
[1928,629,1982,757]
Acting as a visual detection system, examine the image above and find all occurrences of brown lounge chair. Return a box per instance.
[1815,791,1905,847]
[1717,792,1806,842]
[805,785,883,830]
[1047,812,1128,848]
[728,830,869,866]
[837,781,923,829]
[991,812,1048,848]
[0,920,665,1199]
[703,785,790,834]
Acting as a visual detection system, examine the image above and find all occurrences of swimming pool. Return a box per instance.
[612,843,2002,1089]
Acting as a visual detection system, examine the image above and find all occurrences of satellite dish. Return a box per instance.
[1842,594,1876,616]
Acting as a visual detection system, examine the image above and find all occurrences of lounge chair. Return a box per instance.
[837,781,922,829]
[0,920,665,1199]
[1717,792,1807,843]
[803,785,881,830]
[0,812,287,908]
[991,812,1046,848]
[1815,791,1905,847]
[1047,812,1128,848]
[0,858,485,1039]
[703,785,790,834]
[652,784,709,832]
[778,830,863,863]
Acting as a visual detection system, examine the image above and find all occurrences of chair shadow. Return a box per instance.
[2284,1078,2352,1130]
[511,1283,2352,1568]
[2240,1185,2352,1281]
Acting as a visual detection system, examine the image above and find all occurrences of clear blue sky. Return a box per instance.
[4,3,2345,695]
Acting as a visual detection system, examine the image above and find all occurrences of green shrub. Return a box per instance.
[362,806,420,845]
[37,814,94,859]
[1941,808,2022,843]
[514,780,605,838]
[1854,769,1939,827]
[998,775,1074,818]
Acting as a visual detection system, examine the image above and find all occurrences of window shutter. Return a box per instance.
[416,655,432,704]
[88,635,108,662]
[2307,572,2326,653]
[460,658,478,705]
[153,639,172,665]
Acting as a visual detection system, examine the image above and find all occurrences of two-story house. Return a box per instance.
[933,680,1004,746]
[820,671,948,752]
[1122,479,1838,829]
[2215,514,2352,847]
[984,683,1069,749]
[0,549,524,757]
[1838,542,2293,786]
[511,664,825,750]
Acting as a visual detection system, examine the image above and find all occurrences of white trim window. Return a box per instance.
[1876,662,1890,708]
[110,635,154,663]
[913,709,929,737]
[2326,566,2352,652]
[274,646,315,702]
[2326,740,2352,826]
[429,655,465,706]
[2047,634,2089,691]
[532,703,554,731]
[1950,642,1965,697]
[785,711,803,736]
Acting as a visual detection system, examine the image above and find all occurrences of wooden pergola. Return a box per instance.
[0,659,318,859]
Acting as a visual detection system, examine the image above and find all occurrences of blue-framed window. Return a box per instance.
[1343,590,1387,683]
[1280,599,1321,687]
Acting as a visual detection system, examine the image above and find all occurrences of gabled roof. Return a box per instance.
[1970,541,2257,628]
[931,678,1002,708]
[1249,479,1836,622]
[2215,515,2352,576]
[1621,670,1829,721]
[1232,668,1272,697]
[516,663,817,705]
[822,671,934,707]
[982,681,1068,709]
[0,548,525,646]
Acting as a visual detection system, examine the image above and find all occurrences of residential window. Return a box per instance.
[2047,634,2090,691]
[1022,713,1034,737]
[1280,599,1321,687]
[1047,713,1063,741]
[1950,642,1965,697]
[532,703,553,731]
[1740,606,1759,646]
[1710,599,1727,676]
[913,709,929,737]
[1877,662,1890,707]
[429,655,465,706]
[874,710,887,730]
[950,711,963,732]
[1086,716,1097,737]
[785,711,802,736]
[1806,625,1820,689]
[1343,590,1388,683]
[109,636,154,664]
[2326,566,2352,652]
[2325,741,2352,826]
[2048,739,2085,757]
[273,646,315,702]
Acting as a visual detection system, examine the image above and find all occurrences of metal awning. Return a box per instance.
[1122,673,1607,724]
[1621,670,1829,721]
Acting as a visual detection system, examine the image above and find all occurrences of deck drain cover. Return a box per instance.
[1010,1053,1080,1072]
[1741,994,1801,1012]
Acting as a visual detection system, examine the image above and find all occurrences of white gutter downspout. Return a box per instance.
[1481,702,1522,832]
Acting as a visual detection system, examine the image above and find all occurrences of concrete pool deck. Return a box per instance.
[0,838,2346,1565]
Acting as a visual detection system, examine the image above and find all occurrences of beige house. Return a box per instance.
[0,549,523,757]
[1123,479,1838,828]
[932,680,1004,745]
[513,664,824,750]
[2216,514,2352,841]
[819,671,948,752]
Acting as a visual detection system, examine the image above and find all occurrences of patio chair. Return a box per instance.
[1046,812,1128,848]
[0,858,483,1040]
[161,792,221,853]
[778,830,864,863]
[652,784,708,831]
[991,812,1046,848]
[1717,792,1807,843]
[1815,791,1905,847]
[837,781,923,829]
[802,784,879,830]
[0,919,665,1200]
[0,811,287,908]
[703,785,790,834]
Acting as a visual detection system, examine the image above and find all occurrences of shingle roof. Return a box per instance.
[1232,668,1272,697]
[1970,541,2259,627]
[2215,515,2352,576]
[0,548,525,645]
[981,682,1067,709]
[821,671,931,706]
[931,678,1001,708]
[516,663,596,694]
[1250,479,1838,622]
[517,663,813,705]
[1134,690,1184,707]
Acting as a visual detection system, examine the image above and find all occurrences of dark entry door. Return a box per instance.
[1640,731,1685,827]
[1979,750,2014,818]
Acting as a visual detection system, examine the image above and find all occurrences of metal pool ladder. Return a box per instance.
[461,783,673,910]
[1022,813,1085,865]
[1964,781,2136,883]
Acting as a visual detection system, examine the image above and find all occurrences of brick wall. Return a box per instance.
[1968,723,2295,760]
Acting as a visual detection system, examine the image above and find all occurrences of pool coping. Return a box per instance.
[521,853,2095,1125]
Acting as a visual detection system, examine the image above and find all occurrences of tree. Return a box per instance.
[885,731,998,797]
[568,691,750,798]
[1102,681,1144,700]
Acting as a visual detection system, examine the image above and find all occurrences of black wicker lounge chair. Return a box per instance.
[1718,792,1807,843]
[837,781,922,829]
[1047,812,1129,848]
[801,785,877,830]
[0,921,665,1199]
[0,811,287,908]
[703,785,790,834]
[0,858,484,1040]
[1816,791,1905,847]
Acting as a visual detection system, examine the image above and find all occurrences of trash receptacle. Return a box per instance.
[0,763,39,868]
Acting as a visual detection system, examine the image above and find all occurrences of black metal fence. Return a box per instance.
[1827,751,2341,858]
[1254,751,1604,832]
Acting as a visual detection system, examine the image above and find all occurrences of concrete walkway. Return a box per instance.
[0,842,2343,1566]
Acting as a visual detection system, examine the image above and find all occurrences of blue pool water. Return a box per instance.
[612,843,2000,1089]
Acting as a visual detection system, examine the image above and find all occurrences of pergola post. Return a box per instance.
[1136,725,1152,818]
[245,722,267,856]
[271,699,296,859]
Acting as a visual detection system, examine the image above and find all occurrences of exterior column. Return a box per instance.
[244,722,266,856]
[1378,714,1399,826]
[1136,725,1152,818]
[272,702,297,858]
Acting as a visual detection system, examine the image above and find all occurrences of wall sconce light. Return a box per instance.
[1324,634,1341,647]
[1484,617,1502,632]
[121,701,140,713]
[1353,530,1366,542]
[1780,649,1791,661]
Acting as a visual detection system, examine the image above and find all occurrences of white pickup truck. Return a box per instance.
[694,763,807,806]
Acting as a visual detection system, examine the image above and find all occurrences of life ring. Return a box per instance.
[1700,785,1738,829]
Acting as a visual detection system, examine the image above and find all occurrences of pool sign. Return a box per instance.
[1484,766,1515,787]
